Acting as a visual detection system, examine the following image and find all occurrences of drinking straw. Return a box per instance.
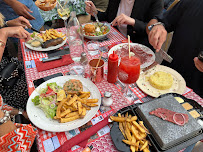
[56,0,65,11]
[94,52,103,75]
[128,35,131,58]
[96,52,103,69]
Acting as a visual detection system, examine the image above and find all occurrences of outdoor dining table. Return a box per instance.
[16,26,203,152]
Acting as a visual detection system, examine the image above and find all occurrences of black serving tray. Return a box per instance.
[110,96,203,152]
[110,104,159,152]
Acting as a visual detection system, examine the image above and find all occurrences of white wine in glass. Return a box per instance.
[57,0,70,35]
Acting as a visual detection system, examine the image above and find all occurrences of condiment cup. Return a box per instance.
[89,58,104,83]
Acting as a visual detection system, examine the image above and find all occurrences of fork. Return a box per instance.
[159,48,173,63]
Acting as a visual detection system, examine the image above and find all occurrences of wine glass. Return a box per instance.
[118,55,140,103]
[57,0,70,35]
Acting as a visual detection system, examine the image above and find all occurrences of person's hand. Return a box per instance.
[112,14,135,27]
[194,57,203,72]
[148,25,167,52]
[85,1,97,16]
[3,26,31,41]
[6,16,31,28]
[10,1,35,20]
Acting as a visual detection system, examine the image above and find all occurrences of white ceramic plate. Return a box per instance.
[108,43,155,69]
[26,75,101,132]
[25,37,67,52]
[136,65,186,97]
[82,22,111,40]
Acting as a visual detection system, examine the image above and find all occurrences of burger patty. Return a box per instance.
[63,79,83,95]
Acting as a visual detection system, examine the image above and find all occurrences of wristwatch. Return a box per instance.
[148,22,165,31]
[0,110,11,125]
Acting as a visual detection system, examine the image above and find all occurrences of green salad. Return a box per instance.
[32,82,62,119]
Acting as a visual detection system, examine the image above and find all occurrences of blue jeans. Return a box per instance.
[0,0,44,31]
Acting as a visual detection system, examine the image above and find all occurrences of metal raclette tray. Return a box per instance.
[110,99,203,152]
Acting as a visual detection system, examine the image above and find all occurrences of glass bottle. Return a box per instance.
[67,11,84,62]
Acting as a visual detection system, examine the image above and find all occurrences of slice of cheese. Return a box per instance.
[149,71,173,90]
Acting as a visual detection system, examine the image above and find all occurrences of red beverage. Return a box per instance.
[118,56,140,84]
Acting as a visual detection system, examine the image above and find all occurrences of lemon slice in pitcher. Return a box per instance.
[57,90,66,101]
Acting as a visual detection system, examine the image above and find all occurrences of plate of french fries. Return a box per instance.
[25,29,67,51]
[110,111,151,152]
[26,75,101,132]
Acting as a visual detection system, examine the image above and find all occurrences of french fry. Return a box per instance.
[85,103,98,107]
[125,125,132,141]
[77,97,87,104]
[79,93,90,99]
[143,148,150,152]
[65,111,79,118]
[132,121,146,133]
[60,114,80,123]
[130,116,138,121]
[80,107,86,118]
[67,94,78,105]
[78,102,83,115]
[131,125,143,141]
[130,135,136,152]
[72,102,78,110]
[122,140,136,146]
[82,103,91,110]
[135,141,140,151]
[140,140,148,151]
[110,116,125,122]
[139,121,150,134]
[86,99,98,103]
[60,108,71,118]
[56,97,69,118]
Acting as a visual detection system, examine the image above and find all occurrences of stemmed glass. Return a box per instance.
[118,55,140,102]
[57,0,70,35]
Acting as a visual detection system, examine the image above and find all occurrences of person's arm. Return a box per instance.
[0,110,17,137]
[3,0,35,20]
[147,19,167,51]
[129,0,163,34]
[6,16,31,28]
[146,0,187,51]
[0,26,31,61]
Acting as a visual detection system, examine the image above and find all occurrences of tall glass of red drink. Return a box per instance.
[118,55,140,102]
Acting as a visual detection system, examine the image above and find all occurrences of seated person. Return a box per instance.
[85,0,163,48]
[0,0,44,32]
[147,0,203,97]
[0,14,31,110]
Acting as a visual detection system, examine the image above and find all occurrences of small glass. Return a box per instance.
[57,0,70,36]
[89,58,104,83]
[87,41,100,56]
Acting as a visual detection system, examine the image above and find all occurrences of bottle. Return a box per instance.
[102,91,113,107]
[107,51,119,83]
[67,11,84,62]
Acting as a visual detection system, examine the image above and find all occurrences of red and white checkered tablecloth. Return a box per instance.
[18,27,203,152]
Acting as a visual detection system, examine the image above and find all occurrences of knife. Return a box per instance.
[142,61,159,73]
[30,26,40,33]
[42,56,62,63]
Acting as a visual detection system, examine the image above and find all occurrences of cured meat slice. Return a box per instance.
[149,108,189,126]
